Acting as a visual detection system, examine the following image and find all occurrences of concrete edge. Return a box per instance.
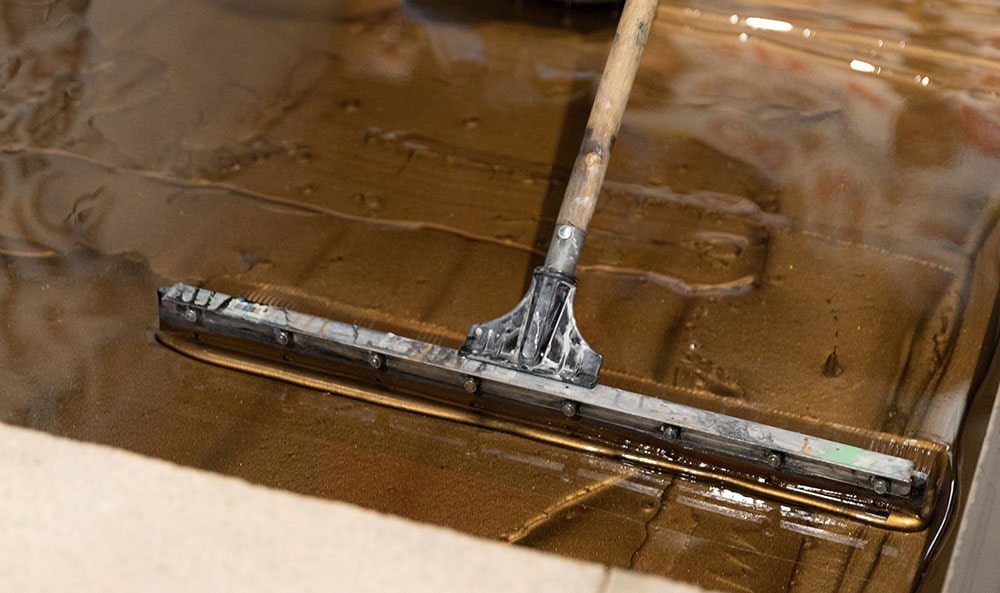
[0,421,707,593]
[943,383,1000,593]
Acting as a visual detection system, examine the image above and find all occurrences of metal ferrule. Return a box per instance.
[543,224,587,276]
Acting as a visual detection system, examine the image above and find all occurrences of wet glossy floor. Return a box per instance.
[2,1,999,591]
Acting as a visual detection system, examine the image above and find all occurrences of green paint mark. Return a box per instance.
[824,444,868,466]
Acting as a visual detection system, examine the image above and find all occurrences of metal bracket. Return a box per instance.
[460,266,603,388]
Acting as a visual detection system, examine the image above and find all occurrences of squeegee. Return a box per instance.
[157,0,943,529]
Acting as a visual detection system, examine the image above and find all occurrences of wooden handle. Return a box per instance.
[556,0,658,232]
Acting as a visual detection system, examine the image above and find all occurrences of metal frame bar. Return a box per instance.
[160,283,928,506]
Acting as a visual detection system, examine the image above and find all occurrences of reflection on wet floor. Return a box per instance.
[1,1,999,591]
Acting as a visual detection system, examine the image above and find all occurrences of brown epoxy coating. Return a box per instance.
[1,1,999,592]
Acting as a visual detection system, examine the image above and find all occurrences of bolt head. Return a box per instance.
[183,309,198,323]
[872,478,889,495]
[557,225,572,240]
[367,352,385,369]
[560,401,578,418]
[275,331,290,346]
[660,425,680,442]
[765,452,784,469]
[463,376,480,394]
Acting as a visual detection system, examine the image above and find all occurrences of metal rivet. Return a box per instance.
[561,401,578,418]
[660,425,680,442]
[463,376,480,394]
[368,352,385,370]
[183,309,198,323]
[557,225,572,240]
[765,452,784,469]
[872,477,889,495]
[275,330,290,346]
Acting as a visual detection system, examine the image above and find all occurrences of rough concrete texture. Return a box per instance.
[0,422,707,593]
[944,385,1000,593]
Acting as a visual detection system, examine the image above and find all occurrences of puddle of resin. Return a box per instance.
[1,1,999,591]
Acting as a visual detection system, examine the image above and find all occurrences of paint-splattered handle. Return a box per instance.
[556,0,658,236]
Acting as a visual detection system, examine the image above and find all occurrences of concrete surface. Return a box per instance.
[943,382,1000,593]
[0,422,707,593]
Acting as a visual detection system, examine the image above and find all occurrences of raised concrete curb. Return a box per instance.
[944,384,1000,593]
[0,422,706,593]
